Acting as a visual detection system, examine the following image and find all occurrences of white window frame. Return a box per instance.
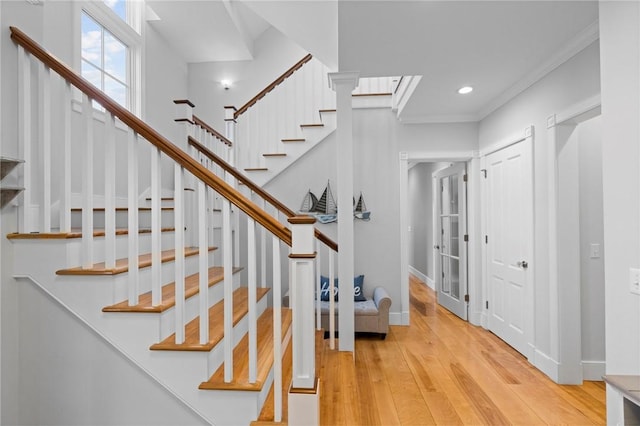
[74,0,143,118]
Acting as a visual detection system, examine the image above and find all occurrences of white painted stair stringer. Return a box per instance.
[10,236,275,425]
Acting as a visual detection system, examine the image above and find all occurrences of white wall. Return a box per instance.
[577,116,605,374]
[478,41,600,366]
[188,27,307,131]
[17,282,207,426]
[600,1,640,378]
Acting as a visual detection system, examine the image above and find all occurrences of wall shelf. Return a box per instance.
[0,156,24,208]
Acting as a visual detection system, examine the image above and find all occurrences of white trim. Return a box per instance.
[532,348,560,382]
[396,75,422,116]
[400,151,477,328]
[408,266,429,288]
[479,126,531,157]
[389,312,406,326]
[478,20,600,120]
[547,96,603,384]
[398,113,478,124]
[555,94,602,126]
[582,361,606,381]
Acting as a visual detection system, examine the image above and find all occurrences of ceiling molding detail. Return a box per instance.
[478,19,600,121]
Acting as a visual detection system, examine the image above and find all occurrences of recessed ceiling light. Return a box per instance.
[221,80,232,90]
[458,86,473,95]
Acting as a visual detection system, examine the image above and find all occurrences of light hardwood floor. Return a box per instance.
[318,274,606,425]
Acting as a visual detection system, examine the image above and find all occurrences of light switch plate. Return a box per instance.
[590,243,600,259]
[630,268,640,295]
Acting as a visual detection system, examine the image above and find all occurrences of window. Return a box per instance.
[77,1,142,115]
[81,12,128,108]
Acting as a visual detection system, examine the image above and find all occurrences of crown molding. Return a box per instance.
[478,19,600,121]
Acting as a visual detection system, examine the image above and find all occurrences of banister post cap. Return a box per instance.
[289,216,316,254]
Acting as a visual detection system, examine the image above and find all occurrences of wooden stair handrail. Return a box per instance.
[193,115,232,146]
[10,26,292,246]
[189,136,338,253]
[234,54,313,119]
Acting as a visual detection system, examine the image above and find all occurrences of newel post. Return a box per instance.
[224,106,237,167]
[288,215,320,426]
[174,99,197,247]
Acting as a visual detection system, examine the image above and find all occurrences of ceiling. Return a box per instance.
[146,0,599,123]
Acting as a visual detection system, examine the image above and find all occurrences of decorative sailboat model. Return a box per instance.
[299,189,318,213]
[353,192,371,221]
[313,181,338,223]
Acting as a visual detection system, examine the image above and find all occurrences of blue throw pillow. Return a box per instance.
[320,275,366,301]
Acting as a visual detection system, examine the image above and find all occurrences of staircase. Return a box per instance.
[6,26,333,425]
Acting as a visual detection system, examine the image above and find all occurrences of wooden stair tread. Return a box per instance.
[56,246,216,275]
[319,109,336,114]
[262,153,287,157]
[300,124,324,128]
[255,329,323,424]
[150,286,270,351]
[102,266,243,314]
[70,207,174,212]
[7,227,175,240]
[281,138,305,143]
[255,339,292,424]
[199,307,292,392]
[245,168,269,172]
[145,197,174,201]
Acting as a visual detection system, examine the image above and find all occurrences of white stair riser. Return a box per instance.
[70,209,176,230]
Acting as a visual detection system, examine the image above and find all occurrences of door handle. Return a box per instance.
[517,260,529,269]
[434,245,440,250]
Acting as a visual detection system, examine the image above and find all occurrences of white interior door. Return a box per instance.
[434,163,468,320]
[485,140,533,357]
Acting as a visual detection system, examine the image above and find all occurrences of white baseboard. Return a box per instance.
[408,266,435,290]
[582,360,605,381]
[389,311,409,326]
[533,349,560,382]
[468,310,483,327]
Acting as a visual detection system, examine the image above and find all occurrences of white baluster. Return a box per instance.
[272,234,282,422]
[18,46,33,233]
[104,113,116,269]
[222,196,234,382]
[260,199,267,288]
[198,180,209,344]
[39,63,51,232]
[329,249,335,350]
[151,146,162,306]
[247,216,257,383]
[316,240,321,330]
[174,164,186,343]
[128,131,140,305]
[81,94,94,269]
[60,81,72,233]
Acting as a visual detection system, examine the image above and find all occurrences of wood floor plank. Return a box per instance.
[315,275,606,425]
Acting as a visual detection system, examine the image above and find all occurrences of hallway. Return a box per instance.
[319,275,606,425]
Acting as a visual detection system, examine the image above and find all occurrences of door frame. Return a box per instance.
[547,94,602,384]
[480,128,535,360]
[399,151,479,326]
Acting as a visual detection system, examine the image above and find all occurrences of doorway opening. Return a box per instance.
[403,158,473,323]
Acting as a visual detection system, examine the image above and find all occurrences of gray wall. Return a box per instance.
[577,116,605,369]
